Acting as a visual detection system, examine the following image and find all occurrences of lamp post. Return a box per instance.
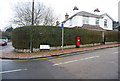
[30,0,34,53]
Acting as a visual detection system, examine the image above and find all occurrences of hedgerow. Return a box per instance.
[12,25,119,49]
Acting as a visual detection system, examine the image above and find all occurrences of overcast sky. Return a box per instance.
[0,0,119,30]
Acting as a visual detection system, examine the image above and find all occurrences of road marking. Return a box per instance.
[112,52,118,54]
[53,56,100,66]
[0,68,27,74]
[49,50,95,61]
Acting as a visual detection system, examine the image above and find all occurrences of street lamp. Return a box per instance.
[30,0,34,53]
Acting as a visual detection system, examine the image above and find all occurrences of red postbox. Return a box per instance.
[76,37,80,48]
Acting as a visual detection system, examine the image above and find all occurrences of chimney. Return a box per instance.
[73,6,79,15]
[65,13,69,20]
[73,6,79,11]
[94,8,101,15]
[94,8,100,12]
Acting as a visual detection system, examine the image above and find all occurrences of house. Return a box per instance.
[113,21,119,31]
[62,7,114,31]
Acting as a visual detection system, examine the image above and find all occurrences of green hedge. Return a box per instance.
[104,31,119,42]
[12,25,119,49]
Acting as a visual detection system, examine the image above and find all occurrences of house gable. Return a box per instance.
[100,13,113,30]
[101,13,114,21]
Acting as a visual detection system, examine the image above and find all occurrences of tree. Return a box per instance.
[2,32,11,40]
[43,8,59,26]
[1,27,13,40]
[12,2,58,26]
[56,21,60,26]
[5,27,13,32]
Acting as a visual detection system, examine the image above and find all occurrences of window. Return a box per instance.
[104,19,107,27]
[83,16,89,24]
[96,18,99,25]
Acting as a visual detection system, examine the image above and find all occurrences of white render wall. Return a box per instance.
[71,16,78,26]
[77,16,83,26]
[63,14,113,30]
[64,16,83,27]
[99,19,104,28]
[89,17,96,25]
[64,19,71,28]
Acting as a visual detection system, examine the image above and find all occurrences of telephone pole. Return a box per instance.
[30,0,34,53]
[32,0,34,25]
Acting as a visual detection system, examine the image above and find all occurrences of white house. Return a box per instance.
[62,8,114,30]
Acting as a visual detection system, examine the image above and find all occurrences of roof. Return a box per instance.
[77,11,102,18]
[62,11,103,23]
[100,13,114,21]
[82,24,104,31]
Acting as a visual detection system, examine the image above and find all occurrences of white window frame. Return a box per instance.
[104,19,108,27]
[96,18,99,25]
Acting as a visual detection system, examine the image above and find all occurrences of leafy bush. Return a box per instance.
[12,25,119,49]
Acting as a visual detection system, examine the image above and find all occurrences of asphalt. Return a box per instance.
[2,47,119,79]
[1,44,119,60]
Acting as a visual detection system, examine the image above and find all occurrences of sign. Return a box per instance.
[61,23,64,51]
[40,45,50,50]
[61,23,64,28]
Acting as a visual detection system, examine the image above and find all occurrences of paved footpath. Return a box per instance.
[1,44,120,60]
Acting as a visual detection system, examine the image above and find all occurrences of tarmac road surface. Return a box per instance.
[1,47,119,79]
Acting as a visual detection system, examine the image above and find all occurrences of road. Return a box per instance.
[1,47,119,79]
[0,42,14,80]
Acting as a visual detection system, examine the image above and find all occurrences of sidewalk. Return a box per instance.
[1,44,120,60]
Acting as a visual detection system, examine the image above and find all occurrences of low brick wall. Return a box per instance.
[14,42,118,53]
[15,48,40,53]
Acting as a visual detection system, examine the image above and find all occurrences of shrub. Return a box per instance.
[12,25,119,49]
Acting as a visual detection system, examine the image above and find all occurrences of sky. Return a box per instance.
[0,0,119,30]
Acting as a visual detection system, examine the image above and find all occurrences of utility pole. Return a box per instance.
[32,0,34,25]
[118,1,120,25]
[30,0,34,53]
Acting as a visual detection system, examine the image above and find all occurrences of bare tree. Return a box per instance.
[12,2,58,26]
[43,8,59,26]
